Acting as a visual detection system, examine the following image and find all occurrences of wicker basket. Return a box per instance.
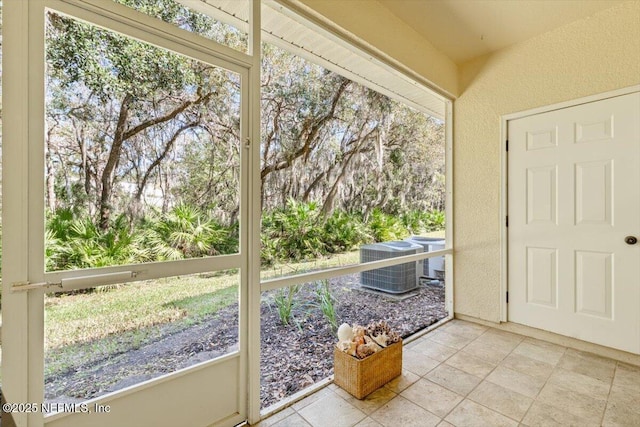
[333,339,402,399]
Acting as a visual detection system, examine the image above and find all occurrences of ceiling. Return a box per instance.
[377,0,626,64]
[195,0,449,118]
[192,0,625,117]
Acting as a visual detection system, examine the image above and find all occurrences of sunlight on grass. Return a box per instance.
[45,273,238,349]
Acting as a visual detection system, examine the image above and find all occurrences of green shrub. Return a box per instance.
[367,208,409,242]
[42,204,443,274]
[261,199,325,262]
[322,210,371,253]
[46,210,139,270]
[400,211,424,235]
[314,280,337,331]
[423,210,445,232]
[273,284,301,326]
[138,204,238,261]
[400,209,445,234]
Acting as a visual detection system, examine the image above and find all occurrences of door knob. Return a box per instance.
[625,236,638,245]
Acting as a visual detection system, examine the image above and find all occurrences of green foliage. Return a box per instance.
[45,3,243,228]
[260,200,443,264]
[114,0,247,51]
[323,210,372,253]
[273,285,301,326]
[400,211,424,235]
[47,5,200,100]
[41,7,445,269]
[139,204,238,261]
[314,280,338,331]
[46,209,140,270]
[423,210,446,232]
[45,205,239,271]
[368,209,409,242]
[400,210,445,234]
[259,235,279,267]
[261,199,326,262]
[260,200,370,263]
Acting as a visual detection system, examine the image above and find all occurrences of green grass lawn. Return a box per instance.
[45,272,240,350]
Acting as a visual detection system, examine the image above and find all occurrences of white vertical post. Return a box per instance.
[2,1,46,426]
[27,2,47,424]
[1,1,31,425]
[247,0,263,424]
[445,99,454,319]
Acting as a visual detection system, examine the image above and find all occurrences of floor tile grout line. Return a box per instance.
[468,327,566,424]
[518,345,568,423]
[412,346,465,424]
[465,370,535,424]
[467,330,535,424]
[279,321,633,427]
[598,361,619,427]
[368,393,444,427]
[527,345,616,425]
[424,332,525,426]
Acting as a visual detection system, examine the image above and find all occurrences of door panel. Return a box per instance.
[508,92,640,354]
[575,160,612,225]
[575,250,612,318]
[526,247,558,308]
[526,166,557,224]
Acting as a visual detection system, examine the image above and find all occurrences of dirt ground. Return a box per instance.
[44,274,446,409]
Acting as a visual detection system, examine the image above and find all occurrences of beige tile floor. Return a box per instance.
[255,320,640,427]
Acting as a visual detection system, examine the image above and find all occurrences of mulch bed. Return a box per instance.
[44,274,446,410]
[258,275,446,408]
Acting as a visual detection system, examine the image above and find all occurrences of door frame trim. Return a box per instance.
[500,84,640,323]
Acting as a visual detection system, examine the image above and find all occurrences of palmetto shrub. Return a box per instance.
[138,204,238,260]
[423,210,445,232]
[400,209,445,235]
[367,208,409,242]
[42,204,442,273]
[322,210,372,253]
[45,205,238,271]
[46,210,140,270]
[261,199,326,262]
[260,201,444,264]
[400,210,424,235]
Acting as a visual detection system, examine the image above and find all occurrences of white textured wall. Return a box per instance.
[454,1,640,322]
[289,0,639,323]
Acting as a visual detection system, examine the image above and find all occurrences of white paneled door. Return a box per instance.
[508,92,640,354]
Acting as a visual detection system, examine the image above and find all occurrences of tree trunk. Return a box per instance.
[45,141,57,212]
[99,93,133,230]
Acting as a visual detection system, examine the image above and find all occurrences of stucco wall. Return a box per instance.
[454,1,640,322]
[289,0,459,96]
[291,0,639,323]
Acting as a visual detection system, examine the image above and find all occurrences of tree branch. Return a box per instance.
[122,91,214,141]
[135,122,199,201]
